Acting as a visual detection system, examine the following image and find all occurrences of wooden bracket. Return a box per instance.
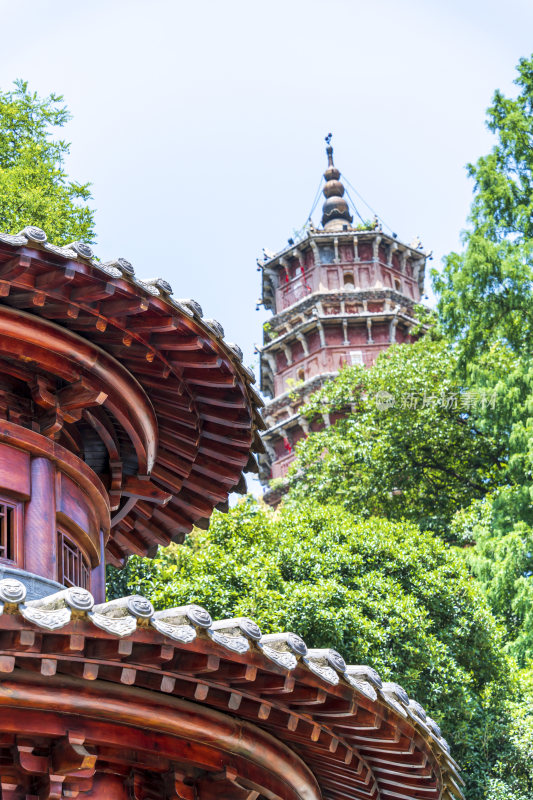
[56,378,107,423]
[31,376,57,410]
[39,408,64,439]
[0,254,31,282]
[32,375,108,436]
[14,740,49,775]
[39,775,65,800]
[52,732,97,776]
[164,770,195,800]
[122,476,172,505]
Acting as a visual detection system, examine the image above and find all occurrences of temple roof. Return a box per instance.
[0,227,265,565]
[0,577,464,800]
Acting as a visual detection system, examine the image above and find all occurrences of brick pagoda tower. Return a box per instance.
[257,138,427,496]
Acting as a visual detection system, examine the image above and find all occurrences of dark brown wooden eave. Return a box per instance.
[0,228,265,564]
[0,579,464,800]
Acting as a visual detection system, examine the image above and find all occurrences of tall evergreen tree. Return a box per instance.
[435,54,533,528]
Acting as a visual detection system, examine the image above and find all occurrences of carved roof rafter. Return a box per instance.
[0,228,267,565]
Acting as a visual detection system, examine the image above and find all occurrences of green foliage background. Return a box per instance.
[0,80,95,243]
[287,339,505,538]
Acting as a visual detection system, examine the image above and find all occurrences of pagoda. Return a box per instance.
[257,138,427,498]
[0,224,462,800]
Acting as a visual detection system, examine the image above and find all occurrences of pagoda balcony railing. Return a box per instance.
[279,281,313,310]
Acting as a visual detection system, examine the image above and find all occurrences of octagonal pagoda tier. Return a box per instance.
[0,226,264,601]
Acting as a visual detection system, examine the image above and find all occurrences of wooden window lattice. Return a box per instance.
[0,502,15,562]
[58,530,90,589]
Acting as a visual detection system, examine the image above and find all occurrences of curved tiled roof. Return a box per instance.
[0,227,265,565]
[0,578,464,800]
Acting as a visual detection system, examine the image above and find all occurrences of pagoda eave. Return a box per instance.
[0,228,266,566]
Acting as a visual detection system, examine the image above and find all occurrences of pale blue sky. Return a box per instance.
[2,0,533,372]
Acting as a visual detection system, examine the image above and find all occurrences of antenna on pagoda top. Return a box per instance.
[321,133,352,230]
[325,132,334,166]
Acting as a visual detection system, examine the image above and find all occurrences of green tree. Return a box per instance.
[436,54,533,359]
[109,498,517,800]
[0,80,95,243]
[484,669,533,800]
[451,496,533,667]
[435,54,533,529]
[278,332,533,666]
[285,338,505,538]
[430,53,533,674]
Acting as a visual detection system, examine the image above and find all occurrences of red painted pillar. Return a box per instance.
[24,457,56,580]
[90,528,106,603]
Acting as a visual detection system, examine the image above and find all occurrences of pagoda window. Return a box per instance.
[319,246,334,264]
[297,368,305,382]
[350,350,364,366]
[0,500,19,564]
[343,272,354,289]
[394,278,401,291]
[327,269,339,290]
[58,528,90,589]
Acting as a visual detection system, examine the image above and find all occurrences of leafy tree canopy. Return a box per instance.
[109,499,516,799]
[485,669,533,800]
[436,55,533,360]
[0,80,95,243]
[451,495,533,668]
[425,52,533,678]
[285,338,505,538]
[435,55,533,530]
[279,335,533,666]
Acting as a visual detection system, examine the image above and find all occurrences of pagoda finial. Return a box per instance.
[321,134,352,231]
[325,132,334,167]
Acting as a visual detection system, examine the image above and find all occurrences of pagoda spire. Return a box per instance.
[321,133,353,231]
